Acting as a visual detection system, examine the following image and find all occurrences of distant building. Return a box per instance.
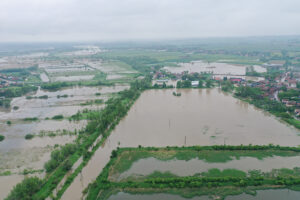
[230,78,243,83]
[156,79,169,83]
[191,81,199,87]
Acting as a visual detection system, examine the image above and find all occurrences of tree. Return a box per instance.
[176,81,182,88]
[206,80,212,88]
[5,177,42,200]
[198,80,203,88]
[182,80,191,88]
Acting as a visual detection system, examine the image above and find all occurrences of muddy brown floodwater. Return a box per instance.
[0,85,129,120]
[107,189,300,200]
[62,88,300,200]
[0,85,129,199]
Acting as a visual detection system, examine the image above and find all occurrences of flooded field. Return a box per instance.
[115,156,300,181]
[0,84,129,199]
[109,88,300,147]
[0,85,129,120]
[164,61,266,75]
[107,189,300,200]
[40,73,50,82]
[106,74,125,80]
[51,75,95,82]
[62,88,300,199]
[108,192,210,200]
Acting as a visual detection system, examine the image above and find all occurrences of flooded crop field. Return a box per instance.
[109,88,300,147]
[114,155,300,181]
[0,83,129,198]
[63,88,300,199]
[0,85,128,120]
[164,61,266,75]
[107,189,300,200]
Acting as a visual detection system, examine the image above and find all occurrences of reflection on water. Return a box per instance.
[115,156,300,181]
[227,189,300,200]
[62,88,300,200]
[108,192,209,200]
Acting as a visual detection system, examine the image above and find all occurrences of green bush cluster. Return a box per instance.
[44,143,78,173]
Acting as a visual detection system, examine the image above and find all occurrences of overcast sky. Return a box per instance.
[0,0,300,42]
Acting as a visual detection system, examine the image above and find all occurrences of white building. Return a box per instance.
[191,81,199,87]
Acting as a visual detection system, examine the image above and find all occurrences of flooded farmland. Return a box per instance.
[114,156,300,181]
[62,88,300,199]
[0,85,129,120]
[164,61,266,75]
[107,189,300,200]
[51,75,95,82]
[0,84,129,199]
[108,88,300,147]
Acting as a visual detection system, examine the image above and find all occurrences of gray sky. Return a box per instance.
[1,0,300,42]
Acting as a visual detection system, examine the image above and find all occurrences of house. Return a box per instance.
[288,80,297,88]
[230,78,243,83]
[295,109,300,117]
[191,81,199,87]
[282,99,289,104]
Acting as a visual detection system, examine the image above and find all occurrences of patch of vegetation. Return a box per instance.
[221,80,234,92]
[0,98,11,108]
[0,171,11,176]
[172,91,181,96]
[6,120,12,125]
[25,134,34,140]
[0,85,38,98]
[44,143,78,173]
[5,177,43,200]
[23,117,38,121]
[57,94,68,98]
[0,135,5,141]
[52,115,64,120]
[26,95,48,100]
[80,99,103,106]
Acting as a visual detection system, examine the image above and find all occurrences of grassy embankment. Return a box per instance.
[86,145,300,200]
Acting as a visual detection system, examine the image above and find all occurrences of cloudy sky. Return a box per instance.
[0,0,300,42]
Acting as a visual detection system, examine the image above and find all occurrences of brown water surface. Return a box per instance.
[62,88,300,199]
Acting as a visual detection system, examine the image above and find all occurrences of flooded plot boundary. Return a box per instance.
[86,145,300,200]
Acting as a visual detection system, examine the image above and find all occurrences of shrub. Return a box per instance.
[0,135,5,141]
[5,177,42,200]
[25,134,34,140]
[52,115,64,120]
